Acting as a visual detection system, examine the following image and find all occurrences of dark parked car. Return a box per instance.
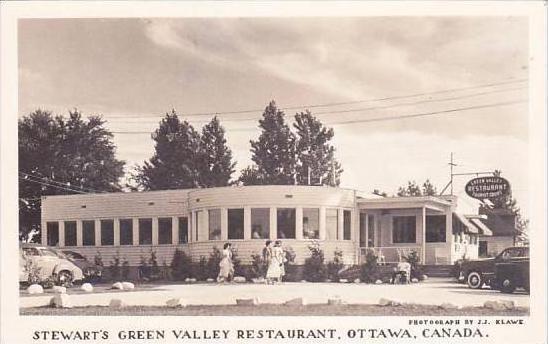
[493,257,529,294]
[457,246,529,289]
[60,250,103,282]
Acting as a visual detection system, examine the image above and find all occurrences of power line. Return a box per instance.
[104,78,527,120]
[19,172,104,194]
[110,99,526,134]
[19,177,89,194]
[105,85,526,124]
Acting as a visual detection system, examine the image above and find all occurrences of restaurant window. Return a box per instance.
[178,217,188,244]
[326,208,338,240]
[425,215,446,243]
[64,221,77,246]
[46,222,59,246]
[228,209,244,240]
[251,208,269,239]
[100,219,114,246]
[303,208,319,239]
[479,241,488,257]
[277,208,295,239]
[158,217,173,245]
[82,220,95,246]
[208,209,222,240]
[368,214,375,247]
[392,216,416,244]
[195,211,202,241]
[343,210,352,240]
[119,219,133,245]
[139,218,152,245]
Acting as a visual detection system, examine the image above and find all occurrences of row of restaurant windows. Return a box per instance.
[391,215,448,244]
[45,208,353,246]
[200,207,352,241]
[46,217,189,247]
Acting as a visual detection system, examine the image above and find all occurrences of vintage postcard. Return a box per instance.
[1,1,546,343]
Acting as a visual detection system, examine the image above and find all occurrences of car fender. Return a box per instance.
[53,263,84,281]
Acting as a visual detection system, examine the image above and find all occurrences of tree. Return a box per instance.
[294,110,342,186]
[135,110,200,190]
[19,109,125,241]
[238,165,264,186]
[481,170,529,245]
[197,116,235,187]
[242,101,296,185]
[396,179,437,196]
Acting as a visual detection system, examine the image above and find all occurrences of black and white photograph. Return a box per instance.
[1,2,546,343]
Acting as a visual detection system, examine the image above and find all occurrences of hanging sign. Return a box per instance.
[465,176,510,200]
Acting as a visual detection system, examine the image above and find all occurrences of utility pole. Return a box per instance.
[449,152,457,195]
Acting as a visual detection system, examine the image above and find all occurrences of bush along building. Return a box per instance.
[40,185,494,279]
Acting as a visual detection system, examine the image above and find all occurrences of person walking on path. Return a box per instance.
[217,242,234,283]
[266,241,283,284]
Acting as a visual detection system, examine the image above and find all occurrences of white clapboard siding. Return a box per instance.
[42,189,191,220]
[63,240,357,266]
[188,185,356,209]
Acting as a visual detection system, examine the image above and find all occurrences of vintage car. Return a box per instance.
[60,250,103,282]
[20,243,84,287]
[457,246,529,289]
[492,257,529,294]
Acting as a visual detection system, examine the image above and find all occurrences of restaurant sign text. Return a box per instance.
[465,177,510,200]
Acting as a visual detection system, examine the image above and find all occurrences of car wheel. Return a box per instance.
[56,270,73,287]
[467,271,484,289]
[499,278,516,294]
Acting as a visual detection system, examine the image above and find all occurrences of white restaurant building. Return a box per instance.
[40,185,491,268]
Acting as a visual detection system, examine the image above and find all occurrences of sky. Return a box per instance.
[18,17,530,215]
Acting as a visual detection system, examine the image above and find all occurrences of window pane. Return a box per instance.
[82,220,95,246]
[158,217,173,244]
[277,208,296,239]
[100,220,114,245]
[64,221,77,246]
[368,215,375,247]
[139,218,152,245]
[251,208,270,239]
[426,215,446,243]
[120,219,133,245]
[326,208,338,240]
[178,217,188,244]
[392,216,416,244]
[46,222,59,246]
[303,208,319,239]
[228,209,244,239]
[208,209,222,240]
[343,210,352,240]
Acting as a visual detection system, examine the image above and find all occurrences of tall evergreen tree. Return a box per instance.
[197,116,236,187]
[19,109,125,241]
[244,101,297,185]
[396,179,437,196]
[294,110,343,186]
[135,110,200,190]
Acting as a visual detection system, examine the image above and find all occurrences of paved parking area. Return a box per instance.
[19,278,529,309]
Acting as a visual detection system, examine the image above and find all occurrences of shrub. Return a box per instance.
[109,251,121,281]
[121,258,130,280]
[171,249,193,281]
[138,254,149,281]
[94,251,104,269]
[149,250,160,281]
[303,241,327,282]
[193,256,209,281]
[402,249,423,280]
[327,248,344,282]
[248,253,267,280]
[231,249,246,278]
[205,247,222,280]
[360,249,379,283]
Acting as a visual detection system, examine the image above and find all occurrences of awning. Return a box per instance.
[454,213,478,234]
[469,218,493,236]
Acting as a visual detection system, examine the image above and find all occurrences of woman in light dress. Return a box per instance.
[266,240,286,283]
[217,242,234,283]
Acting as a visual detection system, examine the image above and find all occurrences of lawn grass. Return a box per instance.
[20,304,529,316]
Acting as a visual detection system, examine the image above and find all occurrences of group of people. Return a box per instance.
[216,240,288,284]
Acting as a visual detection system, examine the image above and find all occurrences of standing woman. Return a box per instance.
[262,240,273,284]
[217,243,234,283]
[276,241,288,282]
[266,241,282,284]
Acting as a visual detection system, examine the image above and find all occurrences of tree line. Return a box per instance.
[18,101,342,241]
